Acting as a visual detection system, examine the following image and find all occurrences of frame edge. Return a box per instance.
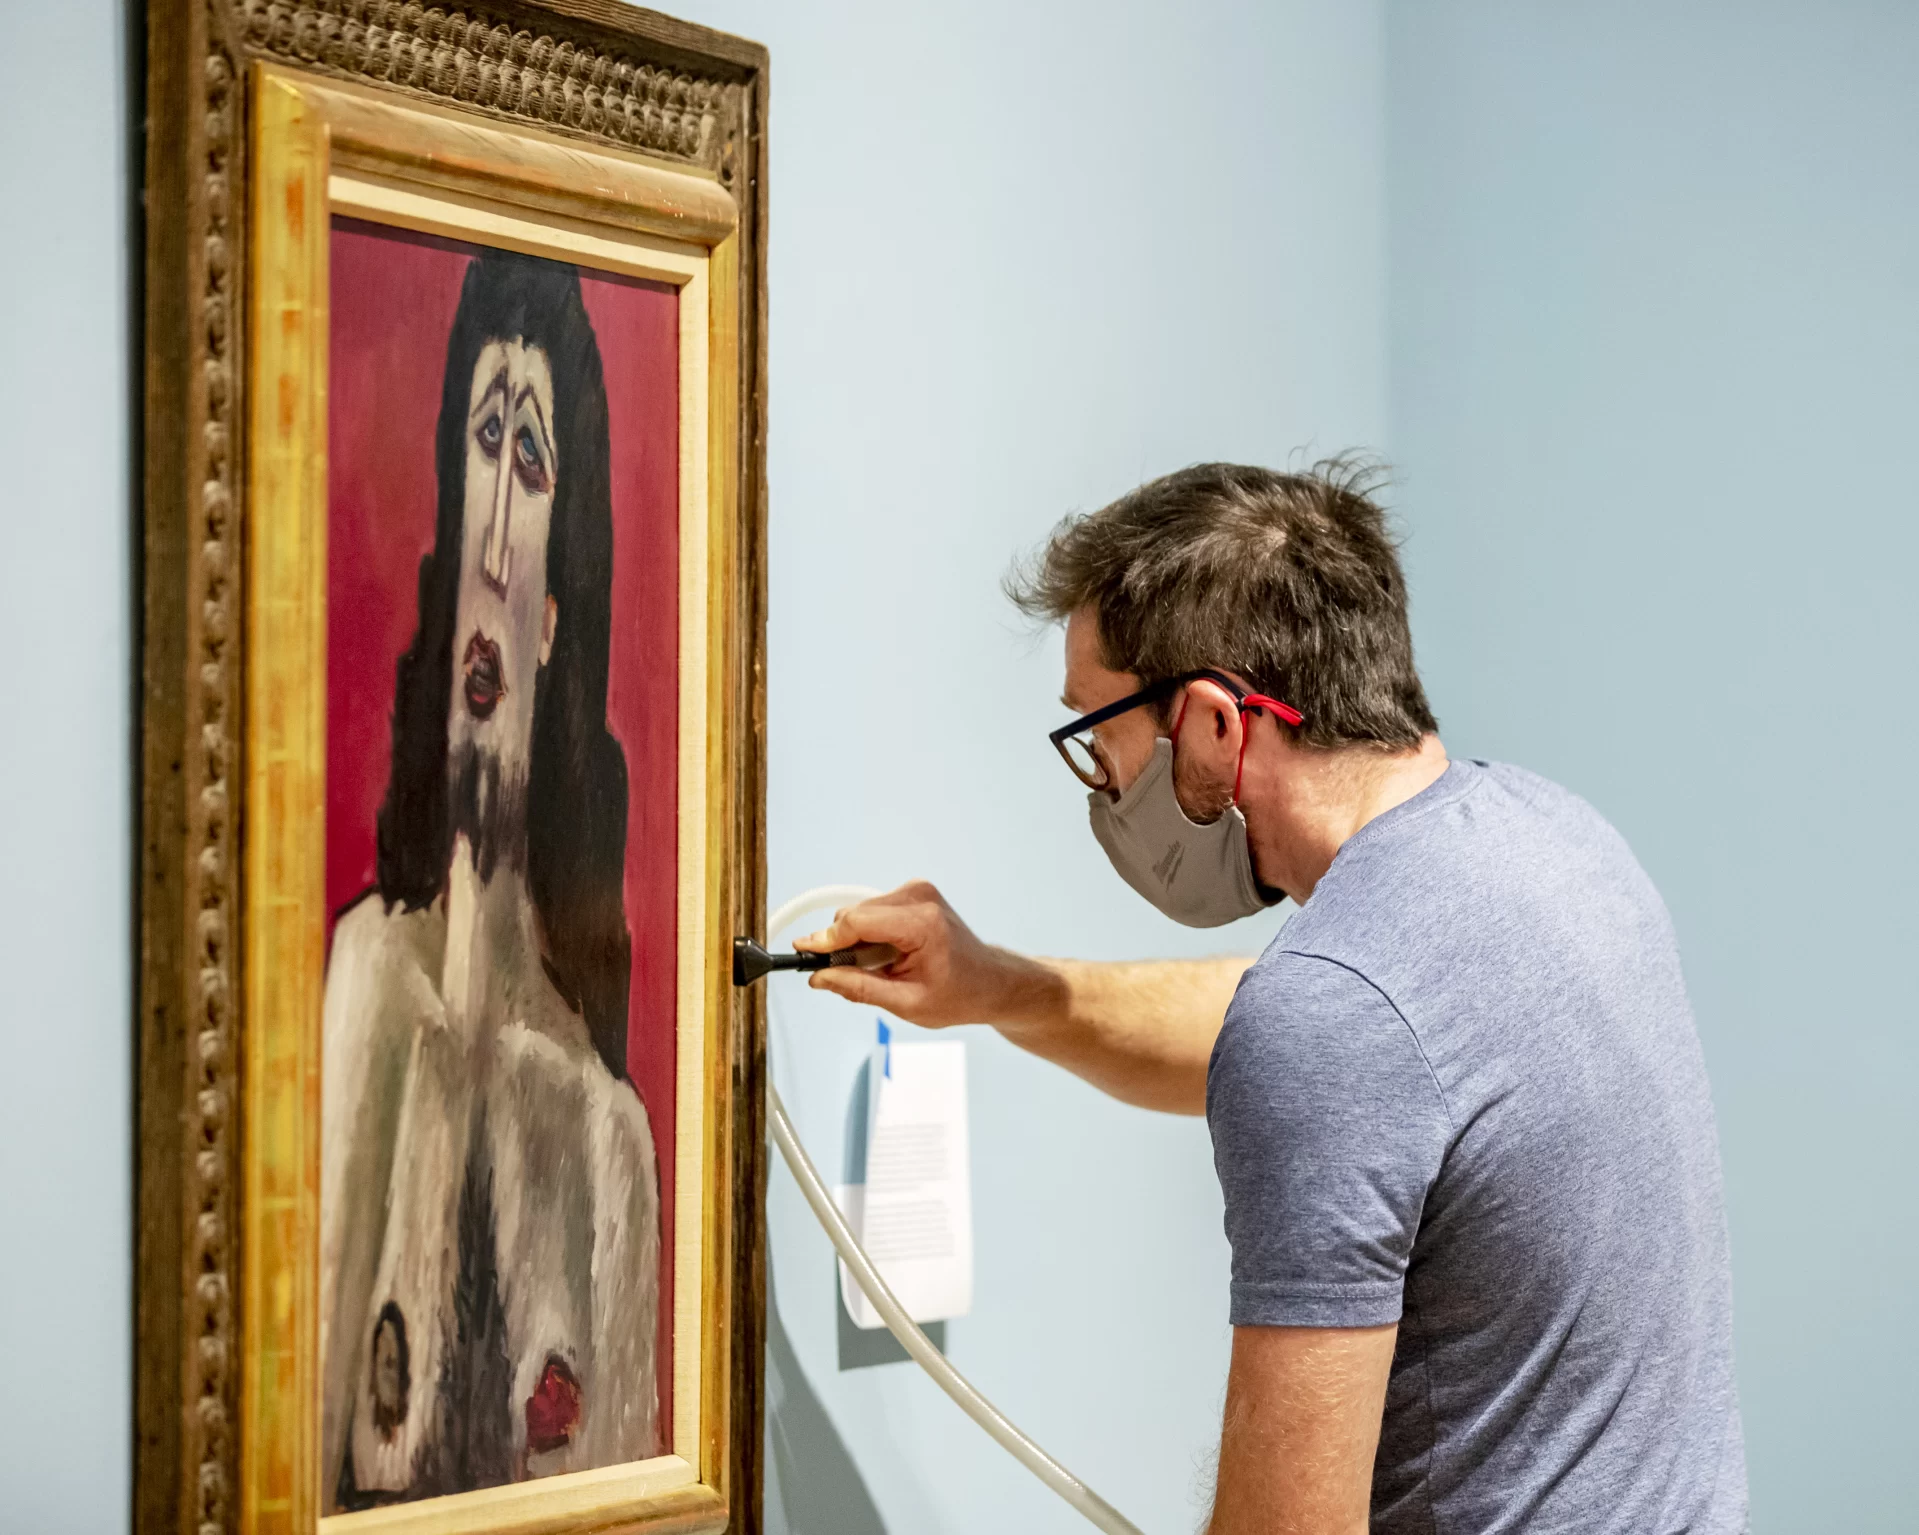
[138,7,770,1532]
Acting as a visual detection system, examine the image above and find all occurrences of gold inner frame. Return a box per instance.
[244,62,742,1535]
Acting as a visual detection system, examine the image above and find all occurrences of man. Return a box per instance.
[799,461,1746,1533]
[320,250,660,1508]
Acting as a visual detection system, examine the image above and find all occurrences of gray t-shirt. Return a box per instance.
[1207,760,1746,1534]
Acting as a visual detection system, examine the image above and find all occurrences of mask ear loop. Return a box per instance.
[1232,695,1302,805]
[1169,690,1255,808]
[1172,685,1305,805]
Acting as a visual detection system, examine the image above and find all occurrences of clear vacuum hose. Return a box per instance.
[765,888,1146,1535]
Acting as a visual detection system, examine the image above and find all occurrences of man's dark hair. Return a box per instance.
[376,248,632,1078]
[1008,458,1438,749]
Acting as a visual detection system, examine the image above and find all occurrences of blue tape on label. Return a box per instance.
[876,1016,892,1078]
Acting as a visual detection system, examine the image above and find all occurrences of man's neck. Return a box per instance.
[441,831,545,1043]
[1248,734,1450,903]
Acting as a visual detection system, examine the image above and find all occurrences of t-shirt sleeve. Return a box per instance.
[1206,951,1451,1329]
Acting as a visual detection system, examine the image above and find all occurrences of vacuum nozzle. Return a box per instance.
[732,936,902,987]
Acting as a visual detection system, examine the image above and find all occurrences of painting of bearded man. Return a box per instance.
[319,232,681,1511]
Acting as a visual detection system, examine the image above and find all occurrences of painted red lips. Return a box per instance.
[462,631,506,719]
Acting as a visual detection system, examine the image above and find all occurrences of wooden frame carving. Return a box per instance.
[139,6,768,1533]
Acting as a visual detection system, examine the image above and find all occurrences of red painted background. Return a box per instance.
[326,218,680,1444]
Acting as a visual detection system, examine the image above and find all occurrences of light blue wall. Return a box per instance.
[664,2,1388,1529]
[12,2,1912,1531]
[1385,4,1919,1529]
[0,0,135,1528]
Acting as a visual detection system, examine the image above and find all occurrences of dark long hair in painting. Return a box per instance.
[375,249,632,1079]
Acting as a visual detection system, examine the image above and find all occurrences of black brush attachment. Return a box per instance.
[732,936,900,987]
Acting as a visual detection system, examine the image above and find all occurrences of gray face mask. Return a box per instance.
[1087,738,1280,928]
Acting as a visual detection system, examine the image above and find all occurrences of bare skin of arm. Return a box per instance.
[797,880,1249,1115]
[1209,1324,1398,1535]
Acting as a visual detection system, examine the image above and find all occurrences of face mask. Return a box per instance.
[1087,738,1279,927]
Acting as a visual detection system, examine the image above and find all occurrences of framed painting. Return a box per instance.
[137,6,768,1534]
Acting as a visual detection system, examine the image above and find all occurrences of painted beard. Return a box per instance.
[449,739,528,884]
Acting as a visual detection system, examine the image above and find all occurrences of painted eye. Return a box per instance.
[514,426,550,493]
[476,412,503,456]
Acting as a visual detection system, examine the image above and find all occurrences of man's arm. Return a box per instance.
[1208,1324,1397,1535]
[796,880,1249,1114]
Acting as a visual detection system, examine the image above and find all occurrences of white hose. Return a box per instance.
[765,888,1146,1535]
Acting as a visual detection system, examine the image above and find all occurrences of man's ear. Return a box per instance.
[540,595,558,665]
[1172,678,1245,822]
[1184,679,1243,752]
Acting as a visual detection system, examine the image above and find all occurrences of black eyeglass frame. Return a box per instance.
[1048,667,1305,791]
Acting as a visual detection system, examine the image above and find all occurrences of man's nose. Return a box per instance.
[480,454,512,594]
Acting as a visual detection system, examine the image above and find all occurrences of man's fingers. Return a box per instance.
[793,917,871,952]
[794,896,936,954]
[791,909,855,951]
[809,967,917,1013]
[792,898,893,952]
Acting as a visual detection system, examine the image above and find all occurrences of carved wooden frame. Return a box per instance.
[138,6,769,1533]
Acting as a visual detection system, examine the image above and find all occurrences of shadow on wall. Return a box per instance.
[838,1284,945,1371]
[764,1259,888,1535]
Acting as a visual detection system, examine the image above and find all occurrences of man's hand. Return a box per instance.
[1208,1324,1396,1534]
[793,880,1058,1029]
[792,880,1254,1115]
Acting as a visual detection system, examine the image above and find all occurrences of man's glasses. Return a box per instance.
[1048,667,1305,792]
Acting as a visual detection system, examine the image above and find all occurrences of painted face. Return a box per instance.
[446,338,559,801]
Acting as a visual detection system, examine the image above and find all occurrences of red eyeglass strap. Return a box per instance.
[1169,690,1306,804]
[1241,693,1305,727]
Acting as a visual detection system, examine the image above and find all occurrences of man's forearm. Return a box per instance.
[797,882,1252,1113]
[990,953,1253,1115]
